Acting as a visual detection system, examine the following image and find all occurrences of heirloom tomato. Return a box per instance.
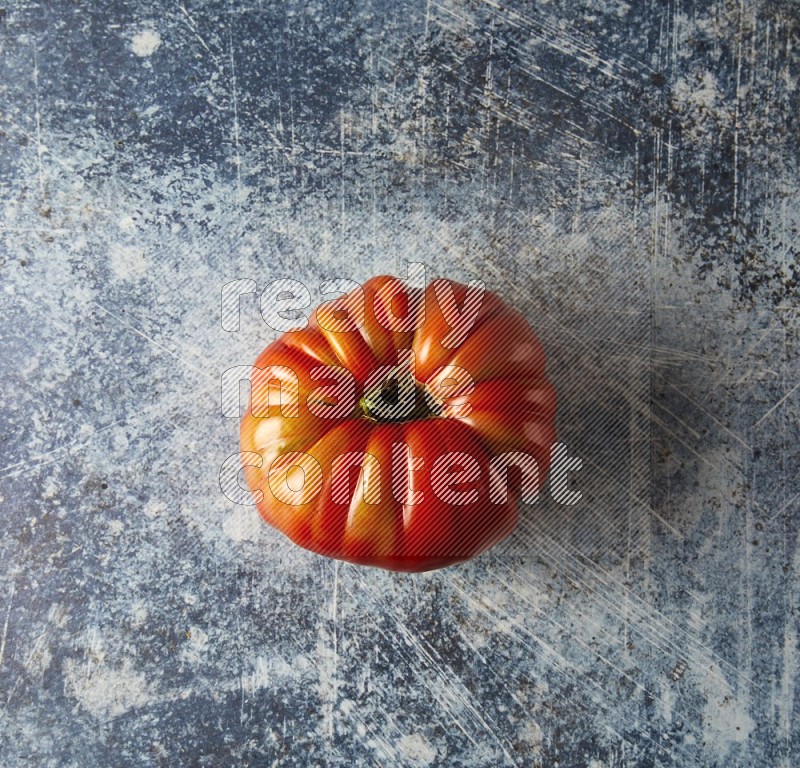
[240,275,557,572]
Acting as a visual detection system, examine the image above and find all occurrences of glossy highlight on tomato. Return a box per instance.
[240,276,557,572]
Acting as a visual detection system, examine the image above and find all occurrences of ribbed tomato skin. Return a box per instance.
[240,275,557,572]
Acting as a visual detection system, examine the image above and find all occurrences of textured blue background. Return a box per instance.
[1,1,798,766]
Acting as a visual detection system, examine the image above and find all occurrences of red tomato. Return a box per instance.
[240,276,557,572]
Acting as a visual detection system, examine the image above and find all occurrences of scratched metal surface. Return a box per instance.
[1,1,798,766]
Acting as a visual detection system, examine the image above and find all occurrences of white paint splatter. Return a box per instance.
[143,499,166,519]
[130,601,148,627]
[42,478,60,500]
[673,71,720,111]
[63,657,157,720]
[109,243,149,279]
[181,626,209,665]
[222,506,263,543]
[694,664,755,755]
[518,720,544,756]
[397,733,437,766]
[130,28,162,58]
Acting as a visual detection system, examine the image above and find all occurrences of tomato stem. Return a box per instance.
[359,377,441,423]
